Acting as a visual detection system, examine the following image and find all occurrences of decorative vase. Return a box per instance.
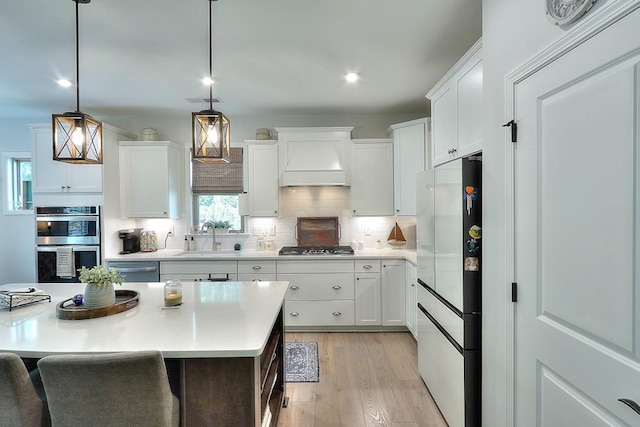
[83,283,116,308]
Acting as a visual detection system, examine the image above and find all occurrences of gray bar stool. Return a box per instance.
[38,350,179,427]
[0,352,50,427]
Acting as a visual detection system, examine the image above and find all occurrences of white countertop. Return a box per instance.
[0,281,288,359]
[105,248,417,265]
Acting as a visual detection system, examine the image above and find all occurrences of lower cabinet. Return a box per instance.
[382,260,406,327]
[405,262,418,339]
[160,260,238,282]
[354,260,381,326]
[277,260,355,328]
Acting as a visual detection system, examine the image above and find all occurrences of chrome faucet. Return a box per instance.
[200,222,220,251]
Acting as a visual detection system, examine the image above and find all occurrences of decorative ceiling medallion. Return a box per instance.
[546,0,597,25]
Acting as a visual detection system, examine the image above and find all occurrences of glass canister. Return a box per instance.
[164,279,182,307]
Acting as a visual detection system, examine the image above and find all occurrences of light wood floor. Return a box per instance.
[277,332,447,427]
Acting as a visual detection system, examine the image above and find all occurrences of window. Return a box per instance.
[191,147,243,231]
[3,152,32,213]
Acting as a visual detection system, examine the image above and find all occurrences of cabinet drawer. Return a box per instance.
[279,273,354,300]
[284,300,354,326]
[355,260,380,273]
[160,261,237,275]
[238,260,276,274]
[277,259,354,274]
[237,273,276,282]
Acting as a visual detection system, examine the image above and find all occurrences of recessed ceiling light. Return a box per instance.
[57,79,73,87]
[202,77,214,86]
[345,72,359,83]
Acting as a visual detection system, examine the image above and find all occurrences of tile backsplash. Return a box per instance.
[141,186,415,252]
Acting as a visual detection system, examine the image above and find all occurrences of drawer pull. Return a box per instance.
[363,264,372,270]
[332,312,342,316]
[289,285,299,290]
[289,312,300,317]
[332,285,342,290]
[252,265,262,270]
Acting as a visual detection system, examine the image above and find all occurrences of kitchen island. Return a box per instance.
[0,281,288,427]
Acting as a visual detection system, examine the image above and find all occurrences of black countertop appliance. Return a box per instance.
[118,228,143,254]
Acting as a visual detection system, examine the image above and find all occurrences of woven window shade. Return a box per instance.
[192,147,243,194]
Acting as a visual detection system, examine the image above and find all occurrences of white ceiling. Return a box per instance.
[0,0,481,120]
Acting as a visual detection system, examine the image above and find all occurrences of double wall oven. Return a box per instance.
[36,206,101,283]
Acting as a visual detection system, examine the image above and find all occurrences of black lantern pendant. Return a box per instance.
[192,0,230,163]
[52,0,102,164]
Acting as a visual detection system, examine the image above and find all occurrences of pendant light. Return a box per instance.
[52,0,102,164]
[192,0,231,163]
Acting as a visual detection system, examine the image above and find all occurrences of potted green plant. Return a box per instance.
[78,266,124,308]
[213,220,232,234]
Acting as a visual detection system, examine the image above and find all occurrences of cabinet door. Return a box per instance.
[350,141,394,216]
[434,160,463,311]
[355,273,381,326]
[393,123,425,216]
[120,143,180,218]
[247,142,279,217]
[32,127,102,193]
[405,263,417,338]
[381,260,406,326]
[456,55,483,158]
[430,84,457,166]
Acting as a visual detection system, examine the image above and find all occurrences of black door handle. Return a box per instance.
[618,398,640,415]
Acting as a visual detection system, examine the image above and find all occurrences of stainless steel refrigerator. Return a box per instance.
[416,155,481,427]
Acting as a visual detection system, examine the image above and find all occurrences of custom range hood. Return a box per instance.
[276,127,353,186]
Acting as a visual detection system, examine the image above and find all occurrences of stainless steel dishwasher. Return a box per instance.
[106,261,160,282]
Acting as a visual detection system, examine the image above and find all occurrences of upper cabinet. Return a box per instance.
[245,140,279,217]
[427,39,482,166]
[118,140,181,219]
[388,118,429,216]
[31,125,102,194]
[350,139,394,216]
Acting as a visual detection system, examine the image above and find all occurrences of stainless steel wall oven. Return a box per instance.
[35,206,101,283]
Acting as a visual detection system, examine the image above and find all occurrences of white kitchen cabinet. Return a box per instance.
[354,260,381,326]
[119,141,181,218]
[277,259,355,328]
[388,118,428,215]
[381,259,406,327]
[405,262,417,339]
[159,260,237,282]
[245,141,278,217]
[350,139,394,216]
[31,126,102,194]
[427,39,482,166]
[237,260,276,282]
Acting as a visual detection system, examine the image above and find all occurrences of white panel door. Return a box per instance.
[514,8,640,425]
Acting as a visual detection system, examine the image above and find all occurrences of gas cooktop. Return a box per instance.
[278,246,355,256]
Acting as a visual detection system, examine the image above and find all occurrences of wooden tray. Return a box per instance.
[56,290,140,320]
[296,217,339,247]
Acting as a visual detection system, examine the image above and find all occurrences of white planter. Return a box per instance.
[83,283,116,308]
[214,228,229,235]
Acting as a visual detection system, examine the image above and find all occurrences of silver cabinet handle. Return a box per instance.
[289,285,299,290]
[252,265,262,270]
[363,264,372,270]
[289,312,299,317]
[332,285,342,290]
[332,312,342,316]
[618,398,640,415]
